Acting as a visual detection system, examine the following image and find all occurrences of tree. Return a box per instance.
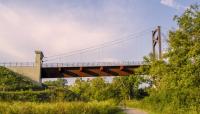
[140,4,200,113]
[69,78,90,101]
[112,75,145,100]
[89,77,111,101]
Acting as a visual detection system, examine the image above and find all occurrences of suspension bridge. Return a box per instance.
[0,26,164,83]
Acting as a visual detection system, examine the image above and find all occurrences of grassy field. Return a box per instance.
[0,100,124,114]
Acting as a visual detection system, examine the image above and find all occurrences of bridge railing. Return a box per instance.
[0,62,35,67]
[42,61,144,68]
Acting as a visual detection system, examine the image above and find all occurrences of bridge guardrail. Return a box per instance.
[0,62,35,67]
[42,61,145,68]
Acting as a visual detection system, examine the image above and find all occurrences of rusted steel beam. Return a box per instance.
[80,67,83,72]
[100,66,104,71]
[41,65,140,78]
[120,66,124,71]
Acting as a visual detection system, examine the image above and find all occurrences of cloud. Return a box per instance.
[0,1,148,62]
[0,2,121,62]
[160,0,175,7]
[160,0,188,10]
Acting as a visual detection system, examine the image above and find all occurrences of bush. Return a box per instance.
[126,88,200,114]
[0,90,52,102]
[0,88,80,102]
[0,100,123,114]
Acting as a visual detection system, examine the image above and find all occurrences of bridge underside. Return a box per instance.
[41,65,140,78]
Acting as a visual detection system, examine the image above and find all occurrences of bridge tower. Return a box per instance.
[152,26,162,59]
[34,50,44,83]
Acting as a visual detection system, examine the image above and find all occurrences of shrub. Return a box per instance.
[0,100,123,114]
[0,88,80,102]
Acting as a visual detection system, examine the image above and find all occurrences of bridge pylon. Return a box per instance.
[152,26,162,59]
[34,50,44,83]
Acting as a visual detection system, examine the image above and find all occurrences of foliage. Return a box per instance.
[0,89,79,102]
[127,4,200,114]
[69,78,91,101]
[111,75,147,100]
[0,90,52,102]
[50,87,80,102]
[69,76,146,101]
[44,79,67,87]
[0,100,123,114]
[0,74,145,102]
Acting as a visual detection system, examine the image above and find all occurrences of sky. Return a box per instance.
[0,0,199,63]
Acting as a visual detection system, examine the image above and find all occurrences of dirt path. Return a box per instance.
[123,108,147,114]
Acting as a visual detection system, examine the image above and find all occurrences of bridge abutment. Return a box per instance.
[7,51,43,83]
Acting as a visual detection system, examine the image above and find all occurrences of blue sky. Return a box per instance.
[0,0,199,63]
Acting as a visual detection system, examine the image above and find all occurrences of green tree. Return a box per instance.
[89,77,110,101]
[69,78,90,101]
[139,4,200,114]
[112,75,145,100]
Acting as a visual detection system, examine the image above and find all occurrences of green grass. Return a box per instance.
[0,100,123,114]
[126,100,199,114]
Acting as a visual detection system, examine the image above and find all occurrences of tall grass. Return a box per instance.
[126,99,199,114]
[0,100,123,114]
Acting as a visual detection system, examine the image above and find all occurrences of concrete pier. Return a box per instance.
[7,51,43,83]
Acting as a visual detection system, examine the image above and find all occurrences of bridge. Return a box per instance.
[42,61,143,78]
[0,26,162,83]
[0,59,143,81]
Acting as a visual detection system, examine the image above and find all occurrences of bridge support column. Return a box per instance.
[34,50,44,83]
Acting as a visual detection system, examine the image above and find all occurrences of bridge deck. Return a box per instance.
[0,61,144,78]
[42,61,143,78]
